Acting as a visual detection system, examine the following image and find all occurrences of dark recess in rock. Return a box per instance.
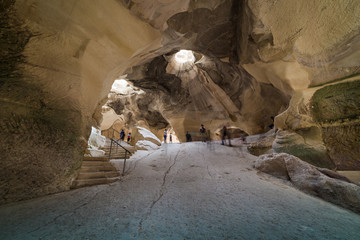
[107,99,124,115]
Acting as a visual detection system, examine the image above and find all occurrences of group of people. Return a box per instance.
[183,124,231,146]
[121,118,276,146]
[119,129,131,143]
[163,129,173,143]
[200,124,231,145]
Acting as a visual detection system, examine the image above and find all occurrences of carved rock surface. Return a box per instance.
[255,153,289,180]
[255,153,360,214]
[132,127,161,151]
[311,80,360,169]
[273,130,334,169]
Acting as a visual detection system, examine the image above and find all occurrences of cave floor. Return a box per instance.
[1,142,360,240]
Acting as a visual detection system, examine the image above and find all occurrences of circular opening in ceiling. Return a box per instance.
[174,50,195,64]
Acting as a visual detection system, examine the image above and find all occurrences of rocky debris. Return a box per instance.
[255,153,360,214]
[132,127,161,151]
[136,140,160,151]
[246,129,275,156]
[254,152,289,180]
[273,130,334,169]
[316,167,353,184]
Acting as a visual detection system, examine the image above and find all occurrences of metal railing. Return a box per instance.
[108,138,131,176]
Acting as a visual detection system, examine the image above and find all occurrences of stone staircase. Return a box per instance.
[71,139,135,189]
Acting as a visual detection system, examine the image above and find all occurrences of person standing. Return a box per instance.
[186,131,192,142]
[200,124,206,142]
[269,116,275,129]
[221,126,231,146]
[163,129,168,143]
[120,129,125,142]
[127,133,131,143]
[169,133,173,143]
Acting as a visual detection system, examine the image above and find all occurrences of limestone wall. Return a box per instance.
[0,0,160,204]
[240,0,360,94]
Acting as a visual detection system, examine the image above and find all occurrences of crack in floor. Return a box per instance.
[125,150,159,175]
[27,188,104,234]
[137,147,181,236]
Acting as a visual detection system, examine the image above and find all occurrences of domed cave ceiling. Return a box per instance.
[102,51,289,142]
[1,0,359,203]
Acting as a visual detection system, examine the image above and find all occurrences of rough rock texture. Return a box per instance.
[123,53,288,141]
[311,80,360,169]
[132,127,161,150]
[245,129,275,156]
[86,127,106,157]
[255,153,360,214]
[276,77,360,170]
[254,152,288,180]
[101,79,171,141]
[0,0,161,203]
[272,130,334,169]
[240,0,360,91]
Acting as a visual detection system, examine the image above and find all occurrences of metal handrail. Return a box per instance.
[108,138,131,176]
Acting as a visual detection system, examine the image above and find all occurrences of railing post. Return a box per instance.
[108,139,113,161]
[122,151,127,176]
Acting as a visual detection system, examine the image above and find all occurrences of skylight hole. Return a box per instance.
[174,50,195,64]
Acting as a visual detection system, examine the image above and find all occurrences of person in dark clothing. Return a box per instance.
[269,116,275,129]
[200,124,206,142]
[221,126,231,146]
[163,129,168,143]
[127,133,131,143]
[186,131,192,142]
[120,129,125,142]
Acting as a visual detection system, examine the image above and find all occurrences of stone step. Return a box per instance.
[104,154,132,158]
[101,149,134,154]
[77,171,120,180]
[101,148,135,153]
[84,155,130,161]
[102,145,134,148]
[83,156,109,161]
[82,161,114,166]
[71,177,120,189]
[80,166,117,172]
[101,147,130,150]
[103,152,133,157]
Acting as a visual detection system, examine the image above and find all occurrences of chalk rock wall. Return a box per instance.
[275,76,360,170]
[239,0,360,93]
[0,0,161,204]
